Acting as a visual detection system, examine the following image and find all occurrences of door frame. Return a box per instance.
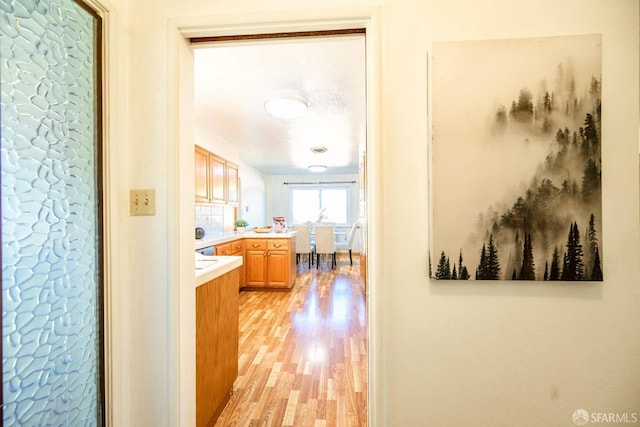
[167,7,383,426]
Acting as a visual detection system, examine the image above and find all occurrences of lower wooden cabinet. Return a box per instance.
[195,268,239,427]
[215,239,244,289]
[243,237,296,290]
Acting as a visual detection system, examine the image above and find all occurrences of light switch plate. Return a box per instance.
[130,189,156,216]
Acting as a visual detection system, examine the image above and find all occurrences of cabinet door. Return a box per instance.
[230,239,244,288]
[266,250,288,287]
[245,250,266,287]
[226,162,239,205]
[195,146,209,202]
[209,154,226,203]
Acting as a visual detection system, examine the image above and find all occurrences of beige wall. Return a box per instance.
[103,0,640,425]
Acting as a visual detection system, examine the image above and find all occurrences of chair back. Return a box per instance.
[314,224,335,254]
[291,224,312,253]
[347,223,360,251]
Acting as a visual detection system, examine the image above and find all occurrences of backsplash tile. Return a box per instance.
[195,203,224,239]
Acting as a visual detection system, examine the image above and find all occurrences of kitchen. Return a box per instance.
[190,32,368,425]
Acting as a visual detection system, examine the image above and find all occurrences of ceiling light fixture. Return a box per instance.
[308,165,327,173]
[310,146,328,154]
[264,96,308,119]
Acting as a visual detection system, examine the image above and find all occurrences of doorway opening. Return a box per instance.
[189,29,369,424]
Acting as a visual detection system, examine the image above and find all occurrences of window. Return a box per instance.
[291,188,349,224]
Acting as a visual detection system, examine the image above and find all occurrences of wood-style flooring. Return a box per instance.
[214,254,368,427]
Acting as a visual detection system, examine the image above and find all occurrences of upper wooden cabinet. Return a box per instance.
[195,146,239,206]
[209,154,226,204]
[226,162,239,205]
[195,146,210,203]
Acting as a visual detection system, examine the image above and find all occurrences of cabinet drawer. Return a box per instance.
[230,240,244,254]
[268,239,289,251]
[215,243,232,255]
[245,239,267,250]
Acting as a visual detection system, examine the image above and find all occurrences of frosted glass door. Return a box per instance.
[1,0,103,424]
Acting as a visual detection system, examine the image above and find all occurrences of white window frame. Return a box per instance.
[290,186,350,225]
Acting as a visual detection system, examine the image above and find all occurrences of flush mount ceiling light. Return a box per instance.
[308,165,327,173]
[264,96,308,119]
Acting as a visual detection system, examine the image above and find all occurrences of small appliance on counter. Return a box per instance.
[272,216,287,233]
[195,227,205,239]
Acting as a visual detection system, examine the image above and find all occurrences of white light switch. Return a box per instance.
[130,189,156,216]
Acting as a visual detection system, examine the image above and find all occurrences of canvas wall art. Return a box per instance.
[430,34,603,281]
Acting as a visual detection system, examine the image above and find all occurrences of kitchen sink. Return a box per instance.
[195,254,220,270]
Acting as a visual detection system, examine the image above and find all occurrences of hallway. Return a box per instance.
[215,254,368,426]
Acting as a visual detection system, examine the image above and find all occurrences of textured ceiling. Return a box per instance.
[193,35,366,175]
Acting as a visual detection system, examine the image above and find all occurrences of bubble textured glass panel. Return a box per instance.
[1,0,101,425]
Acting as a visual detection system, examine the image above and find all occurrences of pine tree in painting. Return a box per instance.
[586,213,599,279]
[476,235,501,280]
[485,234,501,280]
[561,222,585,280]
[476,244,487,280]
[457,250,470,280]
[549,246,561,280]
[451,264,458,280]
[435,251,451,279]
[519,233,536,280]
[446,256,451,279]
[591,246,603,281]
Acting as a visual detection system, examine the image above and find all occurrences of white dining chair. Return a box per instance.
[291,224,314,268]
[335,223,359,265]
[314,224,336,269]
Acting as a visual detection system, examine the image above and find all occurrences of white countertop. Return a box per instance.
[195,254,243,287]
[195,230,297,250]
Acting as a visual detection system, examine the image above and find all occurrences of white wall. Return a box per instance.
[109,0,640,426]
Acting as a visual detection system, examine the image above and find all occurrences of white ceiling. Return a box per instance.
[193,35,366,175]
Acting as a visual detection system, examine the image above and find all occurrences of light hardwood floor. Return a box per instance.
[214,253,368,427]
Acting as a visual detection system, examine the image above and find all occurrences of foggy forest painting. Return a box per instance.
[430,34,603,281]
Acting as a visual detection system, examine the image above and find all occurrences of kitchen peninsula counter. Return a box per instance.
[195,255,243,287]
[195,231,298,291]
[195,230,298,250]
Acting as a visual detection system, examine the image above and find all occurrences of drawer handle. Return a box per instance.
[272,244,282,248]
[252,244,261,248]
